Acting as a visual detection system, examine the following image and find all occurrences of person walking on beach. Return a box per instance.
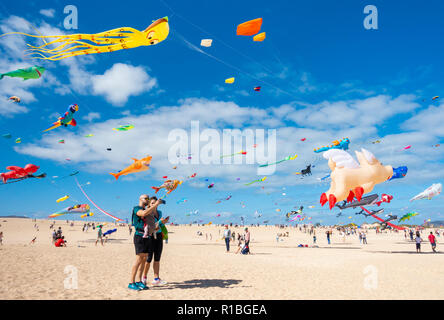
[362,232,367,244]
[129,194,160,291]
[409,229,414,241]
[415,231,423,253]
[428,232,437,253]
[0,231,3,245]
[223,225,231,252]
[142,196,169,287]
[95,225,104,246]
[326,230,331,244]
[244,227,251,254]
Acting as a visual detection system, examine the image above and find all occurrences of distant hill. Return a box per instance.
[428,221,444,226]
[0,215,30,219]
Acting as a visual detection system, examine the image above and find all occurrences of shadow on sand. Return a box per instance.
[153,279,246,290]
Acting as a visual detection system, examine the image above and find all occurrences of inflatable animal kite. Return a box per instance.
[113,125,134,131]
[110,155,152,180]
[152,179,182,194]
[1,164,45,184]
[43,104,78,132]
[314,138,350,153]
[320,149,395,209]
[0,18,169,61]
[398,212,419,223]
[389,166,408,181]
[410,183,442,201]
[236,18,262,36]
[0,66,45,80]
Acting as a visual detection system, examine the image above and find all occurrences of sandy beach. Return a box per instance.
[0,218,443,300]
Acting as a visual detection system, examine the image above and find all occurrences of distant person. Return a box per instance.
[55,236,66,247]
[223,225,231,252]
[415,232,423,253]
[95,225,104,246]
[244,228,251,253]
[409,229,414,241]
[428,232,437,253]
[362,232,367,244]
[29,237,37,245]
[129,225,132,236]
[326,230,331,244]
[313,233,317,244]
[0,231,3,245]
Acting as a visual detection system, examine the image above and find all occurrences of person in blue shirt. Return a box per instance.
[142,196,169,286]
[128,194,162,291]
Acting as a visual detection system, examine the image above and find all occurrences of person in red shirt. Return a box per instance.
[55,236,67,247]
[428,232,437,252]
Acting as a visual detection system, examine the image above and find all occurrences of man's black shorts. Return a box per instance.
[134,234,149,255]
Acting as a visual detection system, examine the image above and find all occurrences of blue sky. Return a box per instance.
[0,0,443,225]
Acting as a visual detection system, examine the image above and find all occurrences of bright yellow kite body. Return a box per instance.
[0,17,169,61]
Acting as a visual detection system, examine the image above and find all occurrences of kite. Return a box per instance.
[15,138,21,143]
[200,39,212,47]
[259,154,297,167]
[300,138,306,141]
[236,18,262,36]
[410,183,442,201]
[152,179,182,194]
[253,32,266,42]
[225,77,235,84]
[58,140,65,144]
[0,66,45,80]
[189,173,197,178]
[107,148,112,151]
[1,17,170,61]
[43,104,78,132]
[113,125,134,131]
[389,166,408,181]
[294,164,312,177]
[48,204,90,218]
[177,198,188,204]
[336,194,379,210]
[320,174,331,181]
[110,155,152,180]
[398,212,419,223]
[371,140,381,144]
[286,206,303,219]
[432,96,439,101]
[75,177,123,221]
[9,96,20,103]
[314,138,350,153]
[320,149,397,209]
[433,144,440,147]
[84,134,93,137]
[2,134,12,139]
[360,206,404,230]
[244,176,267,186]
[403,145,411,150]
[254,86,261,91]
[1,164,45,184]
[103,228,117,236]
[220,150,247,158]
[208,183,215,188]
[56,195,69,203]
[81,212,94,218]
[375,194,393,206]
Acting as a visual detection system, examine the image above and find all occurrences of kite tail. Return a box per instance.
[109,172,120,180]
[152,186,161,193]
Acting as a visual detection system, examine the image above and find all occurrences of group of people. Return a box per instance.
[128,194,169,291]
[52,227,66,247]
[223,225,251,254]
[414,231,438,253]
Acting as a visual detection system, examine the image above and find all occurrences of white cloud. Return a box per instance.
[91,63,157,106]
[82,112,101,122]
[39,9,55,18]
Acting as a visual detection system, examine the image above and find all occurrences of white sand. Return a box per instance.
[0,218,443,299]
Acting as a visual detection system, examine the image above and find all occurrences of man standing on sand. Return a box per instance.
[244,227,251,253]
[95,225,104,246]
[223,225,231,252]
[128,194,161,291]
[428,232,437,252]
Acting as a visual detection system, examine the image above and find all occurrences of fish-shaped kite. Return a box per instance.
[152,179,182,194]
[410,183,442,201]
[1,18,169,61]
[314,138,350,153]
[113,125,134,131]
[110,155,152,180]
[49,204,90,218]
[9,96,20,103]
[0,66,45,80]
[236,18,262,36]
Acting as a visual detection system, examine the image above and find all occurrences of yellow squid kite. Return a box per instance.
[0,17,169,61]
